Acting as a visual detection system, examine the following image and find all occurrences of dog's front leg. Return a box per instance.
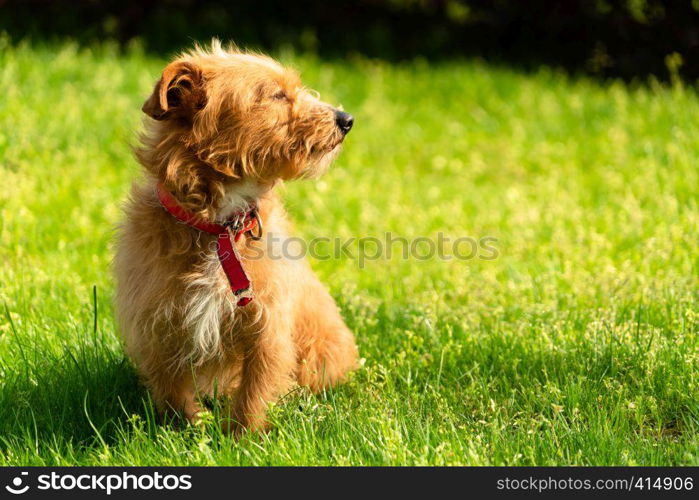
[149,371,202,425]
[225,311,296,435]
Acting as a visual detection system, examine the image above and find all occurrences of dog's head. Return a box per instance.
[142,41,353,183]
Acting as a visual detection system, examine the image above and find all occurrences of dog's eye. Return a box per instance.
[272,90,288,101]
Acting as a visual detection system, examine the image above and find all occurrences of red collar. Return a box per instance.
[157,184,261,306]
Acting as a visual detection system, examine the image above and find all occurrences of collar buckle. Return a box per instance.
[223,214,244,234]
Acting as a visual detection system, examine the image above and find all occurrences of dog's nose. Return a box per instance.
[335,110,354,134]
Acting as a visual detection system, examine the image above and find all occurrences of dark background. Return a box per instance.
[2,0,699,81]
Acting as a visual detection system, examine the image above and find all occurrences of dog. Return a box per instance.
[114,41,358,434]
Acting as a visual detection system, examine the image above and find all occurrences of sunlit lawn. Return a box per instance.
[0,40,697,465]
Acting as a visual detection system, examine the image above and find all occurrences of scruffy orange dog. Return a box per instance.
[114,41,358,434]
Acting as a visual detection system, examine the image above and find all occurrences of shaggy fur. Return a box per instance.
[114,41,358,434]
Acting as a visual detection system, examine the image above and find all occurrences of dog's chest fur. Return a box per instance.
[115,181,297,368]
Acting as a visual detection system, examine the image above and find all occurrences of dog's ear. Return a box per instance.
[142,61,205,120]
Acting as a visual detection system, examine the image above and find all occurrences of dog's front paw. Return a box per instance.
[222,405,269,438]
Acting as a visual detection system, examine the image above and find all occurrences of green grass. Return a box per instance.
[0,39,697,466]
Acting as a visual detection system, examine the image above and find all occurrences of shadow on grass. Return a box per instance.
[0,336,153,455]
